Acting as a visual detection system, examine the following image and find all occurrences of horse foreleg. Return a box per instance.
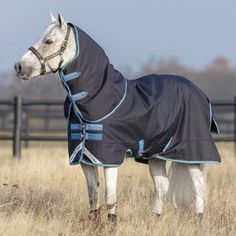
[81,163,99,216]
[149,158,169,216]
[187,164,205,215]
[104,167,118,222]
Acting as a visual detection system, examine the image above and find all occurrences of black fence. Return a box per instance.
[0,96,236,158]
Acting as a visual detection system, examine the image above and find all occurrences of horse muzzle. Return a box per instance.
[14,62,32,80]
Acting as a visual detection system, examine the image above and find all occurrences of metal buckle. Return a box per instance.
[60,40,68,52]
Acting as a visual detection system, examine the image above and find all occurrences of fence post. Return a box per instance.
[235,96,236,156]
[24,112,29,148]
[13,96,22,158]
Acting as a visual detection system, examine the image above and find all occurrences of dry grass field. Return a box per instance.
[0,141,235,236]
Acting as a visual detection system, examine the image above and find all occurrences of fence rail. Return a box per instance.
[0,96,236,157]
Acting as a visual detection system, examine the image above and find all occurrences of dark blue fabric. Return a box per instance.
[60,23,221,166]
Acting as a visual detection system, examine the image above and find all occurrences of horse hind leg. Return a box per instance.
[81,163,99,218]
[149,158,169,216]
[168,162,193,209]
[187,164,206,215]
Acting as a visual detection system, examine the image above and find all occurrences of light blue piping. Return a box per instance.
[212,116,220,134]
[65,102,72,120]
[162,137,173,152]
[69,141,85,164]
[69,145,121,167]
[60,23,128,124]
[75,79,127,123]
[59,24,125,167]
[81,159,121,167]
[61,23,80,69]
[126,149,133,156]
[153,154,221,164]
[209,103,213,131]
[209,103,220,134]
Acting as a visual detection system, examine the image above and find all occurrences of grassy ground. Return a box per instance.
[0,141,235,236]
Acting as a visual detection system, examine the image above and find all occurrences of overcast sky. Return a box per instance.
[0,0,235,72]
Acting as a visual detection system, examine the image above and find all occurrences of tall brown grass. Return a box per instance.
[0,142,235,235]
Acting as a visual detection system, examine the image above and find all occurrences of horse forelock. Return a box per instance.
[41,23,61,41]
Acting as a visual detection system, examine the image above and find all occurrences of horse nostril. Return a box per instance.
[14,63,22,73]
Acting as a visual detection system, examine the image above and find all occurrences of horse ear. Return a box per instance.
[58,12,67,30]
[50,11,57,23]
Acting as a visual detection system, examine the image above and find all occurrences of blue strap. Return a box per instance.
[138,139,144,155]
[71,133,103,141]
[71,91,88,102]
[71,123,103,131]
[71,124,83,130]
[62,71,81,82]
[86,133,103,141]
[70,133,82,140]
[86,123,103,131]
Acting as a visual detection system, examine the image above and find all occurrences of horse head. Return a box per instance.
[14,13,75,80]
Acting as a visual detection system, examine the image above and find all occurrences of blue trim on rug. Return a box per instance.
[162,137,173,152]
[81,159,121,167]
[209,103,213,131]
[61,23,80,68]
[209,102,220,134]
[65,102,72,120]
[126,149,133,156]
[153,154,221,164]
[69,142,85,164]
[212,115,220,134]
[75,79,128,123]
[59,23,127,124]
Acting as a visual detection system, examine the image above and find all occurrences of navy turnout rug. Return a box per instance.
[59,23,221,167]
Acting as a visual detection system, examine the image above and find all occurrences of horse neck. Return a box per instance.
[60,26,126,120]
[62,26,77,67]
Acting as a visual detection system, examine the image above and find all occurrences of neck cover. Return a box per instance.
[59,23,221,167]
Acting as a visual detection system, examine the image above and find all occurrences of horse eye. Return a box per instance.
[45,39,53,45]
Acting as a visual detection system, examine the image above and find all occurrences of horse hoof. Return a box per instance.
[88,209,100,221]
[156,213,161,218]
[108,214,117,223]
[197,213,203,221]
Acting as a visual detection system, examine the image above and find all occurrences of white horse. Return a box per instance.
[15,13,209,222]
